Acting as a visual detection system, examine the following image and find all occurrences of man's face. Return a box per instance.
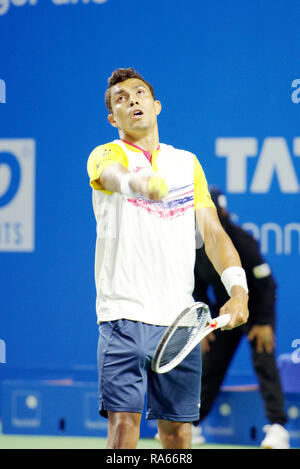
[108,78,161,135]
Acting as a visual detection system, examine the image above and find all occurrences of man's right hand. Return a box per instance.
[99,163,168,200]
[130,174,168,200]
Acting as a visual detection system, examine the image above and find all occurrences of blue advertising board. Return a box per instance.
[0,0,299,387]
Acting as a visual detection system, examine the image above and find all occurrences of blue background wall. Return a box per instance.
[0,0,299,385]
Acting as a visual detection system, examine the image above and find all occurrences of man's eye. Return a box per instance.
[137,89,145,95]
[118,96,126,102]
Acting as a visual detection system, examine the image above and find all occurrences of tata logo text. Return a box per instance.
[0,79,6,103]
[216,137,300,193]
[0,139,35,252]
[0,0,107,16]
[0,339,6,364]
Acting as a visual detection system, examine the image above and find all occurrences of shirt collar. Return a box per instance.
[121,140,160,163]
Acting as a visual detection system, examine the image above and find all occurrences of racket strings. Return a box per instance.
[158,308,209,367]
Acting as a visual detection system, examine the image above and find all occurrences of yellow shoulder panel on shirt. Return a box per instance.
[193,156,215,210]
[87,143,128,193]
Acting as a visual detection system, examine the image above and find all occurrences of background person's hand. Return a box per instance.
[201,333,216,353]
[247,325,275,353]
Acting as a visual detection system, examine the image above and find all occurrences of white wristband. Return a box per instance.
[120,173,139,198]
[221,266,249,297]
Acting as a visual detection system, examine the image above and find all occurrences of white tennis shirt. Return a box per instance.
[87,139,214,326]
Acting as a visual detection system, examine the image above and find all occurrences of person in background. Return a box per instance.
[192,186,290,449]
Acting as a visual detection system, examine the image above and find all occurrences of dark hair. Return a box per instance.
[105,67,156,114]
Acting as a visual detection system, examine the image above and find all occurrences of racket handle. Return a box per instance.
[215,313,231,328]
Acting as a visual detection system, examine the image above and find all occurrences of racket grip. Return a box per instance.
[215,313,231,328]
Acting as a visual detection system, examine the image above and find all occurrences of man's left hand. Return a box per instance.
[219,286,249,330]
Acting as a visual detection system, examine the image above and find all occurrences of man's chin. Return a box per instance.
[127,123,150,133]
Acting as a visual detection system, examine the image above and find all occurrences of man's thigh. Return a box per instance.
[147,344,202,422]
[97,319,165,417]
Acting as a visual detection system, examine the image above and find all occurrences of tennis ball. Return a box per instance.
[148,175,168,199]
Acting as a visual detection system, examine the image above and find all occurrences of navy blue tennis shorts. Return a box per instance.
[97,319,202,421]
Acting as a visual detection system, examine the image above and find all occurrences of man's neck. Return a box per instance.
[119,130,159,154]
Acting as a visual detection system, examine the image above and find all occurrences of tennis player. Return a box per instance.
[87,68,249,449]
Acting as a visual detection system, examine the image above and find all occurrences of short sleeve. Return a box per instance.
[87,143,128,191]
[194,156,215,210]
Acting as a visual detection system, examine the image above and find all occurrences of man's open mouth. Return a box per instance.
[132,109,144,119]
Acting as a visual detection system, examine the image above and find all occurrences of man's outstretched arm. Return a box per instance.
[100,163,168,200]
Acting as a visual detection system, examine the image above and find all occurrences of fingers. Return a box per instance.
[219,293,249,331]
[130,173,168,200]
[201,333,215,353]
[219,306,247,330]
[208,332,216,343]
[256,336,274,354]
[265,340,275,354]
[201,338,210,353]
[247,328,255,342]
[147,175,168,200]
[247,326,275,353]
[219,306,232,330]
[256,337,264,354]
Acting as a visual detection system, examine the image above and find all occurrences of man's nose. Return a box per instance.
[129,95,139,106]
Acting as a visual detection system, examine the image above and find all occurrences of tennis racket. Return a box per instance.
[151,302,230,374]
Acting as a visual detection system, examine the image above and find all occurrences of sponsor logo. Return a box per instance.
[216,137,300,193]
[0,139,35,251]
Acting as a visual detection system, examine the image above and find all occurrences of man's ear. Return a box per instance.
[108,114,118,127]
[155,100,162,116]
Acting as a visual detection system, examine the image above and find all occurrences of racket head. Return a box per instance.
[151,302,211,374]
